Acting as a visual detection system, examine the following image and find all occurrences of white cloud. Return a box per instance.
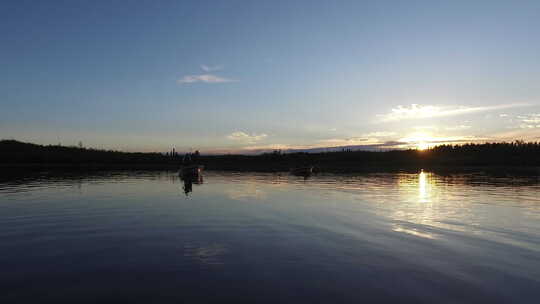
[519,114,540,124]
[492,128,540,140]
[201,64,223,72]
[318,137,376,145]
[361,131,396,137]
[178,74,236,84]
[445,125,471,131]
[413,126,439,131]
[312,132,395,148]
[242,143,295,151]
[512,114,540,129]
[227,131,268,143]
[377,103,529,122]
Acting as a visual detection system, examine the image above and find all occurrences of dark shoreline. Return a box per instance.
[1,163,539,176]
[2,140,539,176]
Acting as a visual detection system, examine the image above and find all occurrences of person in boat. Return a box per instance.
[192,150,200,163]
[182,153,193,167]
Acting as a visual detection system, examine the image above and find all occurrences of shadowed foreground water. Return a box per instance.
[1,171,539,303]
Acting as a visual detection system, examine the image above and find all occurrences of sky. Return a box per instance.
[1,0,539,153]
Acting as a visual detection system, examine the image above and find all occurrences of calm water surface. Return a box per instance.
[1,171,539,303]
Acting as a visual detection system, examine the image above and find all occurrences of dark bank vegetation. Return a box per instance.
[1,140,539,174]
[202,141,540,174]
[0,140,174,169]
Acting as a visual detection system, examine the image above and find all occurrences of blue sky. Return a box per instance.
[2,0,539,152]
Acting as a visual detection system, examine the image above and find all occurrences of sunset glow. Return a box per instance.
[1,1,538,153]
[417,142,430,151]
[400,132,438,150]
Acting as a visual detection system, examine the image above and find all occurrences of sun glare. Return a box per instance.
[417,142,429,150]
[400,132,436,150]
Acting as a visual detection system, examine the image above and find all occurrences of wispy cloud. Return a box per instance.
[177,74,236,84]
[178,64,236,84]
[318,137,376,146]
[227,131,268,143]
[518,114,540,129]
[399,134,487,144]
[362,131,396,137]
[315,132,396,147]
[242,143,296,151]
[492,127,540,140]
[519,114,540,124]
[377,103,529,122]
[201,64,223,72]
[413,125,439,131]
[217,132,493,154]
[445,125,471,131]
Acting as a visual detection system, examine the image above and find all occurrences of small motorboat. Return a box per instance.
[290,166,313,176]
[180,165,204,180]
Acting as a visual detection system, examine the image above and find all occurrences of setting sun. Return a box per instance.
[400,132,436,150]
[417,142,430,150]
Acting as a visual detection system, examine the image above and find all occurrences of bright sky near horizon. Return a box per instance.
[1,0,539,153]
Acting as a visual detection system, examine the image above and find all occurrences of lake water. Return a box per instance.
[1,170,539,303]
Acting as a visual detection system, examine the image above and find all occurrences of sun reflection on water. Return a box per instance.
[388,170,441,239]
[396,170,436,204]
[418,170,429,203]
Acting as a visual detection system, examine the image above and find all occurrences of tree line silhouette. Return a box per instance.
[200,141,540,172]
[1,139,539,172]
[0,140,171,166]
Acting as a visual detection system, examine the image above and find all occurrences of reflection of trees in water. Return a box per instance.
[0,170,184,194]
[2,170,538,204]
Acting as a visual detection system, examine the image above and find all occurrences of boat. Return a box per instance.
[180,165,204,180]
[180,152,203,181]
[290,166,313,176]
